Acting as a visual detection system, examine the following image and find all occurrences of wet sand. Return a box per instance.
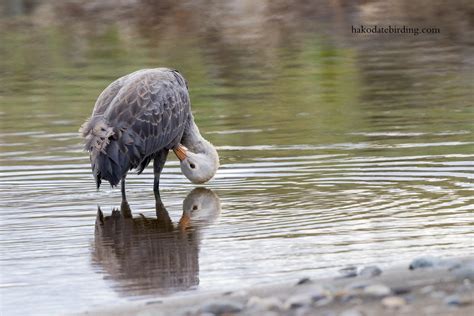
[77,256,473,316]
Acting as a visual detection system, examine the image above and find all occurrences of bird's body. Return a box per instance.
[80,68,219,203]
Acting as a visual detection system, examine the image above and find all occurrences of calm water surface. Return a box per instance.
[1,2,473,315]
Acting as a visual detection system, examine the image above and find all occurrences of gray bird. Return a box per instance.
[79,68,219,203]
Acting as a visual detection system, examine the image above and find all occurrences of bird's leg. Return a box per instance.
[120,176,132,218]
[121,176,127,201]
[155,203,173,230]
[153,149,169,202]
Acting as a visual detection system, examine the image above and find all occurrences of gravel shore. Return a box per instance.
[78,256,474,316]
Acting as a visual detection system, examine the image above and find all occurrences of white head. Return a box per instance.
[174,142,219,184]
[182,188,221,223]
[178,187,221,229]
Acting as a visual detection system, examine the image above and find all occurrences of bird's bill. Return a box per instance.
[173,144,187,161]
[178,213,191,230]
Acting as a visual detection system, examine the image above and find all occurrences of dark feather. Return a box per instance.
[80,68,190,187]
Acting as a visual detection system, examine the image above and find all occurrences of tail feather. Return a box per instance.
[80,116,130,188]
[79,115,114,153]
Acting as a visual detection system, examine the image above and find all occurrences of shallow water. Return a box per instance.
[1,1,473,315]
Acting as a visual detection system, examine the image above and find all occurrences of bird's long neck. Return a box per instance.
[176,117,219,183]
[181,118,219,169]
[182,119,213,154]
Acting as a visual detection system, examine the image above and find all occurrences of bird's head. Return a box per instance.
[178,188,221,230]
[174,143,219,184]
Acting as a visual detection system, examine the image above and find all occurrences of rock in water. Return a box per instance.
[444,294,473,306]
[451,262,474,281]
[409,257,439,270]
[364,284,392,297]
[296,277,312,285]
[200,300,243,315]
[340,308,366,316]
[284,294,313,309]
[392,287,411,295]
[359,266,382,277]
[312,286,333,306]
[338,266,358,278]
[247,296,283,311]
[382,296,406,309]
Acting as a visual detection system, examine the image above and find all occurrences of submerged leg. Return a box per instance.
[153,149,169,201]
[120,175,132,218]
[155,202,173,230]
[121,175,127,202]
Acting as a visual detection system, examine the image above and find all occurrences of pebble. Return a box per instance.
[284,294,313,309]
[461,279,473,290]
[409,256,439,270]
[403,294,416,304]
[422,306,438,315]
[315,296,333,306]
[359,266,382,277]
[382,296,406,309]
[145,300,162,305]
[296,277,312,285]
[430,290,447,299]
[345,281,370,291]
[445,261,463,270]
[363,284,391,297]
[338,293,357,304]
[444,294,473,306]
[311,286,332,304]
[200,300,243,315]
[257,312,280,316]
[392,286,411,295]
[294,307,318,316]
[247,296,283,311]
[228,290,248,299]
[338,266,358,278]
[312,287,332,300]
[339,308,365,316]
[420,285,435,294]
[451,262,474,281]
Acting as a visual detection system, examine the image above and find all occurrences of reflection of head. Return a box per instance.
[182,188,221,225]
[92,188,220,296]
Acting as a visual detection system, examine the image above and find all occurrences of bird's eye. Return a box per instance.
[190,163,196,169]
[192,205,198,211]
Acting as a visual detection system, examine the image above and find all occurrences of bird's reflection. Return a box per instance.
[92,188,220,296]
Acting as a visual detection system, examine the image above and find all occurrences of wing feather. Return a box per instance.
[111,69,189,169]
[84,68,191,186]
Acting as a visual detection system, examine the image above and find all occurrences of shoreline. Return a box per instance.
[77,256,473,316]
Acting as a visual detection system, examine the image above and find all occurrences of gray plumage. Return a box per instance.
[80,68,190,188]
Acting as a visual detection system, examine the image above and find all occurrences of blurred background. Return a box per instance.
[0,0,473,315]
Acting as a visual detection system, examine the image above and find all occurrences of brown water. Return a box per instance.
[0,1,473,315]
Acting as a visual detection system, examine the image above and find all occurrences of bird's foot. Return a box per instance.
[120,200,132,218]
